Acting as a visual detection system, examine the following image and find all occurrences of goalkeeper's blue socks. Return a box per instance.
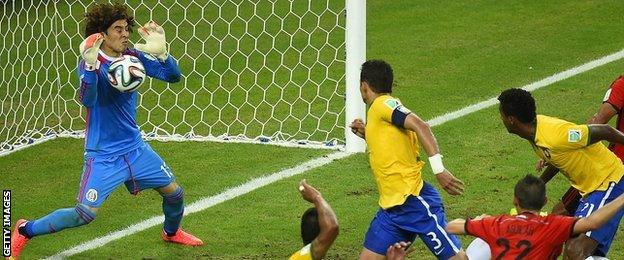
[162,186,184,236]
[16,188,184,238]
[20,204,96,237]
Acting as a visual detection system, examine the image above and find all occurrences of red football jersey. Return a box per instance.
[604,76,624,160]
[466,213,578,260]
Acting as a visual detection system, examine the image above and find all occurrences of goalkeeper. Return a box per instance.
[8,3,202,259]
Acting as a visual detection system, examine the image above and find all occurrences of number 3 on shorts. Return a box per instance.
[427,232,442,249]
[161,163,173,178]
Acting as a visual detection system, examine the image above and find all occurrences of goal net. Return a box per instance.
[0,0,364,156]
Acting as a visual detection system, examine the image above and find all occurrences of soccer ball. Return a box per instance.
[107,55,146,92]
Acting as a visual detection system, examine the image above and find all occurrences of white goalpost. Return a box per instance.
[0,0,366,156]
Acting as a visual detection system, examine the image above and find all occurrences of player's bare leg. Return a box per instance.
[156,182,203,246]
[157,181,179,194]
[564,235,599,260]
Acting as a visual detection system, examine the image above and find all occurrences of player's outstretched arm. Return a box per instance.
[403,114,465,195]
[587,102,617,124]
[573,193,624,234]
[446,218,467,235]
[403,113,438,156]
[538,164,559,183]
[538,163,582,216]
[447,214,492,236]
[78,33,104,107]
[299,180,339,260]
[588,124,624,145]
[133,21,181,83]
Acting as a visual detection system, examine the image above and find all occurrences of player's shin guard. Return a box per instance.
[23,204,96,237]
[162,186,184,236]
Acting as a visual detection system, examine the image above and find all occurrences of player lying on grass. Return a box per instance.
[8,3,201,259]
[290,180,339,260]
[446,175,624,260]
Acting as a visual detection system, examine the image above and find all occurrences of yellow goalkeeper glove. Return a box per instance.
[79,33,104,70]
[134,21,168,61]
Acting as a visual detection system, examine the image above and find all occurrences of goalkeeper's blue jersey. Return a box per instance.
[77,49,181,157]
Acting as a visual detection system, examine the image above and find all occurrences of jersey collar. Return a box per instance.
[98,50,122,62]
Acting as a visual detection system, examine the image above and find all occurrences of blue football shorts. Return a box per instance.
[76,143,176,207]
[363,182,462,259]
[574,179,624,256]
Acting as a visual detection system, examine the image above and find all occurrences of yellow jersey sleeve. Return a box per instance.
[289,243,313,260]
[377,97,413,125]
[546,122,590,151]
[379,97,400,122]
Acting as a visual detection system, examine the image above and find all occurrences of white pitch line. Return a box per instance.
[47,48,624,258]
[46,151,351,259]
[428,49,624,127]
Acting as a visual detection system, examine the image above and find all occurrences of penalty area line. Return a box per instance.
[45,151,351,259]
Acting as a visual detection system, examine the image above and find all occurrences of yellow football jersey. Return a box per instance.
[289,243,313,260]
[533,115,624,195]
[366,95,425,209]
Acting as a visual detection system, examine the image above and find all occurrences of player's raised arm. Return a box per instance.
[573,193,624,234]
[133,21,181,83]
[538,163,582,216]
[403,113,465,195]
[78,33,104,107]
[298,180,339,260]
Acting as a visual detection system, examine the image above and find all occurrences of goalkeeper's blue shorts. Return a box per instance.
[76,142,176,207]
[363,182,462,259]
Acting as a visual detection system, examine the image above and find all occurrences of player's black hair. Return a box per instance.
[498,88,537,124]
[300,207,320,245]
[84,2,135,37]
[360,59,393,94]
[514,175,547,211]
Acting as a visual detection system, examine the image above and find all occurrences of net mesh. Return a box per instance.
[0,0,346,156]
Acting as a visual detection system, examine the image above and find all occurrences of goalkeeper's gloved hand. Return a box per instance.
[79,33,104,71]
[135,21,168,61]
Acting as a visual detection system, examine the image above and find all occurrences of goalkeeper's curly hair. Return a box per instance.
[84,2,135,37]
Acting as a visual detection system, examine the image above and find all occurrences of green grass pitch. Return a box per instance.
[2,0,624,259]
